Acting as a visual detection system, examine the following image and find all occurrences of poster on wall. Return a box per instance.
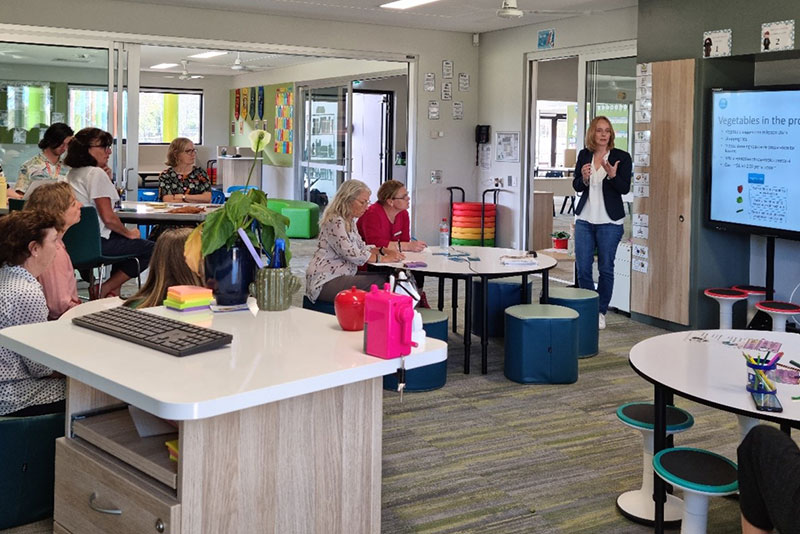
[452,101,463,120]
[441,82,452,101]
[495,131,519,162]
[428,100,440,120]
[424,73,435,92]
[458,73,470,91]
[274,87,294,154]
[249,87,256,120]
[257,86,264,121]
[241,87,249,120]
[537,29,555,50]
[761,20,795,52]
[442,60,453,79]
[479,143,492,169]
[702,29,732,58]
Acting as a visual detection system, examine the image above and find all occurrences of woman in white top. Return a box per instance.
[572,116,632,329]
[305,179,403,303]
[65,128,154,298]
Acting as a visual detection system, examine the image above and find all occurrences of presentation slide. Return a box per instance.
[710,90,800,233]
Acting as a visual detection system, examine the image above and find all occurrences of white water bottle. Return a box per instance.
[439,218,449,251]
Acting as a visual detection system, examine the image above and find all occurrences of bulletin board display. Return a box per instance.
[229,82,294,168]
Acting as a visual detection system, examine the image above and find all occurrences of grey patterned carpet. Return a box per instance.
[5,238,761,534]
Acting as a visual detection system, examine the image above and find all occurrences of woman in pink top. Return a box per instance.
[23,182,82,319]
[356,180,427,253]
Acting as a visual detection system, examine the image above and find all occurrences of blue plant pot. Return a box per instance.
[204,241,256,306]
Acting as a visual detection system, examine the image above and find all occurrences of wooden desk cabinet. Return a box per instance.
[0,305,446,534]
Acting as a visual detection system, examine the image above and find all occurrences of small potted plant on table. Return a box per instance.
[551,231,570,250]
[184,130,290,305]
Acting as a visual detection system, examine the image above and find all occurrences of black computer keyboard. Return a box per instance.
[72,306,232,357]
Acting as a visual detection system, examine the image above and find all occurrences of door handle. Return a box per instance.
[123,167,136,191]
[88,492,122,515]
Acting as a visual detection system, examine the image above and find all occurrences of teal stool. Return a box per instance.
[653,448,738,534]
[302,295,335,315]
[616,403,694,525]
[471,278,533,337]
[0,412,65,529]
[504,304,578,384]
[384,308,448,392]
[548,287,599,358]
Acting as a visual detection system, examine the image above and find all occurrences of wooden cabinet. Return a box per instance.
[631,59,695,325]
[531,191,554,251]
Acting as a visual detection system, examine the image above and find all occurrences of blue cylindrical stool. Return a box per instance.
[504,304,578,384]
[471,278,533,337]
[384,308,448,392]
[302,295,335,315]
[548,287,599,358]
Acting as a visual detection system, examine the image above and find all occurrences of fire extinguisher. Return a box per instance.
[207,160,218,185]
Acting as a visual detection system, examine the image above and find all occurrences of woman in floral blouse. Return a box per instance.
[305,180,404,303]
[158,137,211,203]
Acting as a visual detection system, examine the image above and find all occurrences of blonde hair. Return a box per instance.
[585,116,615,152]
[23,181,75,232]
[320,179,370,232]
[165,137,194,168]
[124,228,204,309]
[376,180,406,204]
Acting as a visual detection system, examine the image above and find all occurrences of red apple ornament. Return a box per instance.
[334,286,367,331]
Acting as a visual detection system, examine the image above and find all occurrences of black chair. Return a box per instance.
[62,206,141,298]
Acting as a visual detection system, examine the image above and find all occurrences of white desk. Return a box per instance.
[0,303,445,533]
[380,246,557,374]
[629,330,800,533]
[116,201,221,226]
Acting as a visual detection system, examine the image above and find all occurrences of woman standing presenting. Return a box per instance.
[572,116,631,330]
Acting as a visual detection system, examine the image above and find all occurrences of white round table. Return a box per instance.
[629,329,800,533]
[379,246,557,374]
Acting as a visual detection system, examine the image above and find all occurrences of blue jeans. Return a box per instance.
[574,219,623,314]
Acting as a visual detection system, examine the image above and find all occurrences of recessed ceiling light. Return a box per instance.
[189,51,228,59]
[150,63,178,69]
[380,0,441,9]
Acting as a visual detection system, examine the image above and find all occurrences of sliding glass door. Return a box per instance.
[296,82,352,207]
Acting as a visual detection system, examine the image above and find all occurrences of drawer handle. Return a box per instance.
[88,492,122,515]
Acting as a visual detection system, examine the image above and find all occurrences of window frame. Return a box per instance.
[67,83,204,145]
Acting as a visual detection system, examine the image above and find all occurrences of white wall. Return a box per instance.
[1,0,479,244]
[478,7,638,249]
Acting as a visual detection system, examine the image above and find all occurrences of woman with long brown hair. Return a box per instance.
[123,228,204,309]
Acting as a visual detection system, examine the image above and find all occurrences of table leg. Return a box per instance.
[463,276,472,374]
[521,274,530,304]
[653,384,667,534]
[481,275,489,374]
[540,270,550,303]
[438,277,445,311]
[452,278,459,333]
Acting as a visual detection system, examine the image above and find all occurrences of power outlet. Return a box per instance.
[493,177,503,188]
[430,170,442,184]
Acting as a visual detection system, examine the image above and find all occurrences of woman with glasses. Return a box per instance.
[13,123,74,196]
[158,138,211,204]
[305,179,403,304]
[66,127,154,298]
[356,179,426,253]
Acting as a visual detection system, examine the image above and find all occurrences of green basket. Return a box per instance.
[451,238,495,246]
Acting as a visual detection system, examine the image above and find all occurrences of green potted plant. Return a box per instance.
[185,129,290,305]
[551,231,570,250]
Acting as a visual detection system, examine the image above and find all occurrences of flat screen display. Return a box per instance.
[709,88,800,239]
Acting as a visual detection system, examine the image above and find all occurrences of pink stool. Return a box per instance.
[755,301,800,332]
[732,285,766,325]
[704,288,747,329]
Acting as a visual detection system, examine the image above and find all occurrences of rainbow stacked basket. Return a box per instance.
[450,202,496,246]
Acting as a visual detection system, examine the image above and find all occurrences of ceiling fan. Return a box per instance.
[230,52,250,72]
[496,0,607,19]
[177,60,204,80]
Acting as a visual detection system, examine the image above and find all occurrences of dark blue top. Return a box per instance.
[572,147,632,221]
